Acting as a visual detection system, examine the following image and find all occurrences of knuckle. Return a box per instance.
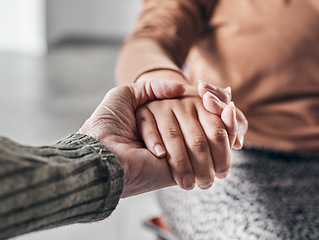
[189,136,208,152]
[164,127,181,139]
[209,127,228,144]
[170,156,189,173]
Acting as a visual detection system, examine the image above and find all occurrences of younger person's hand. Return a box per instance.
[136,83,237,190]
[198,81,248,150]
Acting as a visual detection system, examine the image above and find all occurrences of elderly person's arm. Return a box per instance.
[0,79,185,240]
[0,133,123,240]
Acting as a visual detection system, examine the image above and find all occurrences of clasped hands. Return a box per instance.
[80,79,248,198]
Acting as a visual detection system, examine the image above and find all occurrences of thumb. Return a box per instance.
[131,79,185,109]
[202,91,227,116]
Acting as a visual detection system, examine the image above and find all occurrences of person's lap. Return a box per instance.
[156,147,319,240]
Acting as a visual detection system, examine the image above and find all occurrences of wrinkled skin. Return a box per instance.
[80,79,186,197]
[80,79,248,197]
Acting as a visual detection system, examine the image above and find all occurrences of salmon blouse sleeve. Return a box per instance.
[116,0,215,84]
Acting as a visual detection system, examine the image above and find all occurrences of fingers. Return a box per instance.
[202,91,238,149]
[221,102,238,148]
[233,108,249,149]
[197,106,232,180]
[153,105,195,190]
[136,106,166,158]
[137,96,233,190]
[198,80,231,104]
[131,79,185,109]
[199,80,247,150]
[175,107,215,189]
[202,91,226,115]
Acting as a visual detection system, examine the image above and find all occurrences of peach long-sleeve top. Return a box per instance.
[116,0,319,153]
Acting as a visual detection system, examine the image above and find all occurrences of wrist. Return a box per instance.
[78,124,96,141]
[78,122,105,147]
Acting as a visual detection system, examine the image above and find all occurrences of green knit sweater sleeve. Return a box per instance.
[0,133,124,240]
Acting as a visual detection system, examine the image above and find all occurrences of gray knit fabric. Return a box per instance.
[157,147,319,240]
[0,133,124,240]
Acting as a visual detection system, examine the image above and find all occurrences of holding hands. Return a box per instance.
[80,78,248,197]
[136,79,248,190]
[80,79,186,197]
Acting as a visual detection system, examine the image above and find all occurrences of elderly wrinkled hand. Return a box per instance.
[79,79,185,198]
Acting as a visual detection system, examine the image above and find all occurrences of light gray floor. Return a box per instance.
[0,43,161,240]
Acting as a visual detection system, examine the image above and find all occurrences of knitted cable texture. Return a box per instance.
[157,147,319,240]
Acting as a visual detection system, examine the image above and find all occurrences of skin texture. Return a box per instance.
[136,79,248,190]
[80,78,248,197]
[80,79,187,198]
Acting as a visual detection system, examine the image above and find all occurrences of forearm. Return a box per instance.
[116,38,187,85]
[116,0,214,86]
[0,133,123,240]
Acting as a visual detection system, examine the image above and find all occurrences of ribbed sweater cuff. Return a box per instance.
[53,133,124,221]
[0,133,124,239]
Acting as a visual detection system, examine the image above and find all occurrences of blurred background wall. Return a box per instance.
[0,1,163,240]
[0,0,141,55]
[46,0,141,46]
[0,0,46,54]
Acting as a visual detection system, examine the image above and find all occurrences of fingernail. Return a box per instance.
[199,80,217,90]
[197,182,213,190]
[229,101,237,121]
[224,87,232,101]
[154,144,165,157]
[238,132,244,148]
[182,174,195,190]
[216,170,229,179]
[207,91,221,103]
[200,81,230,103]
[206,91,227,108]
[225,86,232,94]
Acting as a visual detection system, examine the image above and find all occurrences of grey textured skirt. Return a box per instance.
[156,147,319,240]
